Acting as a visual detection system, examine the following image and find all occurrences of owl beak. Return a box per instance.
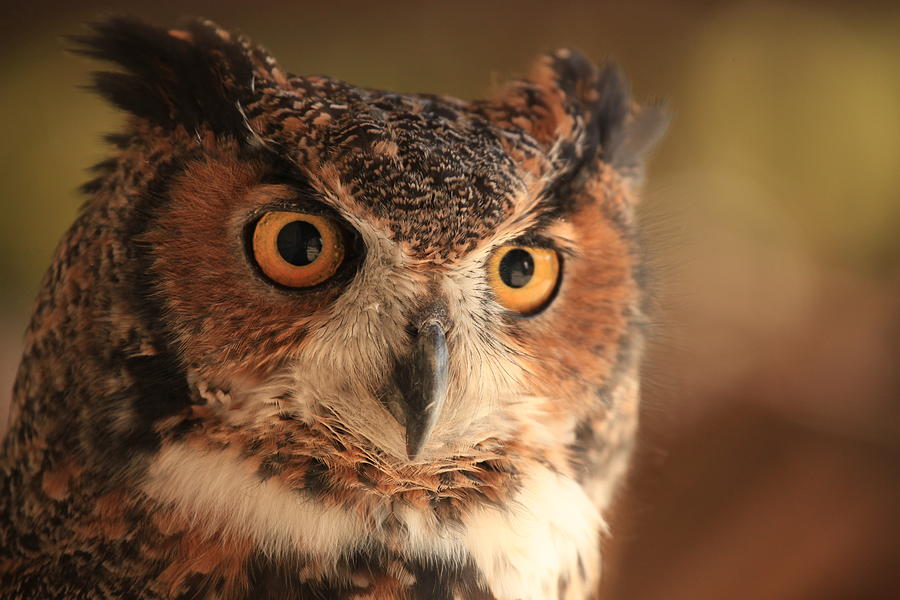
[396,319,449,461]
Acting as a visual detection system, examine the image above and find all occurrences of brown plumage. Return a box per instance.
[0,17,666,599]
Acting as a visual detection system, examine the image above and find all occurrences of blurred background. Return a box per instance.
[1,0,898,597]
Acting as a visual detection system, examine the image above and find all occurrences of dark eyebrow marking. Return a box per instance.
[258,161,355,216]
[503,232,561,250]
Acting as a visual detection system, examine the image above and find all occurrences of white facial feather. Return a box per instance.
[463,467,603,599]
[142,443,368,560]
[143,444,600,596]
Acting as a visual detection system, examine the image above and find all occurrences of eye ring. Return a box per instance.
[488,245,561,315]
[251,211,345,288]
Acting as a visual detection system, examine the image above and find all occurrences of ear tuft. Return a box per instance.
[69,17,272,138]
[492,49,667,176]
[613,102,670,171]
[593,62,630,162]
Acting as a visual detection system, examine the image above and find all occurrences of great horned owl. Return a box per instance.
[0,17,665,600]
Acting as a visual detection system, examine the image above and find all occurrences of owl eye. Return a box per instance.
[251,211,345,288]
[488,245,561,315]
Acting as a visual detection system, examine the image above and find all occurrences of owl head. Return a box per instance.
[63,17,665,521]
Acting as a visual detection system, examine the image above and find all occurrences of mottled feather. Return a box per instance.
[1,17,664,599]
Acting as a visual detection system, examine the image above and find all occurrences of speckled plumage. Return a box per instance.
[0,17,665,599]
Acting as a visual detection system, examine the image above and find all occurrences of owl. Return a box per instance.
[0,17,665,600]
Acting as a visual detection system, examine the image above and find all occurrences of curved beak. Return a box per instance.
[393,319,449,460]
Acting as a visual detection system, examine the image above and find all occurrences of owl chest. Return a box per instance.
[141,443,603,600]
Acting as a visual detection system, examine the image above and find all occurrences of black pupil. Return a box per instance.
[499,249,534,288]
[276,220,323,266]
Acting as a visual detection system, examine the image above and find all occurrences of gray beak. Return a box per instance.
[392,319,449,460]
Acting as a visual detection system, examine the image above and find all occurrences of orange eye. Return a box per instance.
[488,246,561,315]
[251,211,345,288]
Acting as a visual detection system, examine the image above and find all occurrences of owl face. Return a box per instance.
[128,55,644,466]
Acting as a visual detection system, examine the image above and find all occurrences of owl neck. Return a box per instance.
[0,143,198,563]
[3,144,195,474]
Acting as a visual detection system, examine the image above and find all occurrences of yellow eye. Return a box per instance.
[251,211,345,288]
[488,246,561,315]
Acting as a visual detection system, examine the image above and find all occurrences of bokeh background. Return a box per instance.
[2,1,899,597]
